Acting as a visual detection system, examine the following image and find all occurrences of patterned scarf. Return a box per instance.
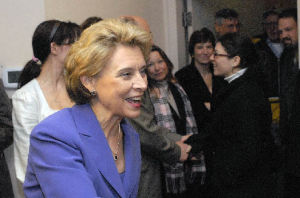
[149,81,206,194]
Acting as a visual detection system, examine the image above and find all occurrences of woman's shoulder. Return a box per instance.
[31,108,76,140]
[12,79,40,101]
[175,64,194,79]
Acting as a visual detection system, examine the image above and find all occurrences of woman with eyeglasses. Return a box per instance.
[185,33,275,198]
[10,20,81,197]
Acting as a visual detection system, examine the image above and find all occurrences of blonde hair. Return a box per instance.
[65,18,152,104]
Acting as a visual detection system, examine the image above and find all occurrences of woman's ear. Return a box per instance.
[232,55,241,68]
[50,42,59,55]
[80,76,95,92]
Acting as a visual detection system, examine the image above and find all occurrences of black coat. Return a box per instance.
[255,38,281,97]
[175,64,225,130]
[279,46,299,143]
[186,69,275,198]
[286,71,300,177]
[0,80,12,151]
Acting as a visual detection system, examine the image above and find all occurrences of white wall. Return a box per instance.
[0,0,45,97]
[1,0,185,96]
[44,0,185,71]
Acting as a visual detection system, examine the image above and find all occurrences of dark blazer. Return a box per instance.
[286,71,300,177]
[175,64,225,130]
[128,90,181,198]
[24,104,141,198]
[0,80,12,151]
[186,69,274,198]
[255,38,281,97]
[280,46,299,143]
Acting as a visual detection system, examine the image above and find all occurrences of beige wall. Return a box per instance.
[0,0,45,96]
[0,0,45,74]
[44,0,166,53]
[2,0,184,96]
[44,0,185,71]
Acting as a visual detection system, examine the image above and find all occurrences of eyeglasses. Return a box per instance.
[213,52,230,57]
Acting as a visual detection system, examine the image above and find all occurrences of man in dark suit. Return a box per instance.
[255,10,283,98]
[277,8,300,198]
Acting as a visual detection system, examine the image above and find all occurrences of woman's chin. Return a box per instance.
[123,109,141,119]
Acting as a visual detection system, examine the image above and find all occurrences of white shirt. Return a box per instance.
[224,68,248,83]
[12,79,57,184]
[266,38,284,59]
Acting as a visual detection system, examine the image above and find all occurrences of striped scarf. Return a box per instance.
[150,81,206,194]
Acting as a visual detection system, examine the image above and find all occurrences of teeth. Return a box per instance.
[131,97,141,101]
[126,97,141,103]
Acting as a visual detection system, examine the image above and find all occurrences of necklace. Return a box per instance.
[112,124,121,161]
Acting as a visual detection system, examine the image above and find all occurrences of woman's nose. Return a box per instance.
[133,73,147,91]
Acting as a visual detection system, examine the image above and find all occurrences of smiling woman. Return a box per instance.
[185,33,276,197]
[23,18,152,198]
[146,45,204,197]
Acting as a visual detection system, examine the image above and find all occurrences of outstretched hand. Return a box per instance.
[176,134,192,162]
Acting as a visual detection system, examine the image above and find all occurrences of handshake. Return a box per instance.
[176,134,200,162]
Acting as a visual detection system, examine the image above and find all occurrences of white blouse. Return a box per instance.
[12,79,57,183]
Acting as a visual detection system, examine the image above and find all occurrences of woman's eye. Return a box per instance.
[147,63,154,67]
[140,68,146,76]
[158,60,164,64]
[120,72,132,77]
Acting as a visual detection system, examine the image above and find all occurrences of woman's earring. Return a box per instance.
[90,90,97,96]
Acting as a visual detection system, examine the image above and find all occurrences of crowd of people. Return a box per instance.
[0,6,299,198]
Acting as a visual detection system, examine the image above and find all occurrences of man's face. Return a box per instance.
[278,17,298,47]
[264,14,280,42]
[215,18,240,36]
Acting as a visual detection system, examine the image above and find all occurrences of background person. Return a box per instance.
[147,45,204,198]
[24,18,152,198]
[80,16,103,31]
[278,8,300,198]
[122,15,192,198]
[214,8,240,38]
[279,8,299,146]
[254,10,283,98]
[185,33,275,198]
[175,28,226,197]
[0,79,13,197]
[176,28,225,133]
[11,19,81,198]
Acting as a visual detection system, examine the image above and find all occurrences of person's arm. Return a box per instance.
[0,80,12,151]
[128,90,188,164]
[24,122,99,198]
[12,89,39,183]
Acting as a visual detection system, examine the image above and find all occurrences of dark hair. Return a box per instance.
[80,16,103,30]
[147,45,175,88]
[279,8,297,22]
[188,28,215,57]
[215,8,238,23]
[217,33,258,69]
[18,20,81,88]
[262,9,278,20]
